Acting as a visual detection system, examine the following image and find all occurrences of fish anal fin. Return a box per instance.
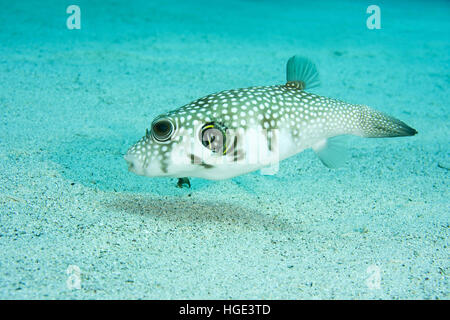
[312,136,348,169]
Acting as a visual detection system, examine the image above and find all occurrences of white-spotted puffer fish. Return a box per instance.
[125,56,417,186]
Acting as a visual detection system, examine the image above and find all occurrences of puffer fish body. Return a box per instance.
[125,56,417,182]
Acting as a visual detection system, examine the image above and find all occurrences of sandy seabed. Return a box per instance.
[0,0,448,299]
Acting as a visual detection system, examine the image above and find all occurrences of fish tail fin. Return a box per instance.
[311,106,417,169]
[356,105,418,138]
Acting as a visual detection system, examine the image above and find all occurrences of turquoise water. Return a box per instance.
[0,0,448,299]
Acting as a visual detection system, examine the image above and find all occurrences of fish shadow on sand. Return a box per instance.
[104,194,301,234]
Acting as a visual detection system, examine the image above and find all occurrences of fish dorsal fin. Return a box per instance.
[312,136,348,169]
[286,55,320,90]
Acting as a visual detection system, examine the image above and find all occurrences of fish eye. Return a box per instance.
[200,122,230,154]
[151,118,174,142]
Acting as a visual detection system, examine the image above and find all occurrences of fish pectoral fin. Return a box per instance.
[312,136,348,169]
[286,55,320,90]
